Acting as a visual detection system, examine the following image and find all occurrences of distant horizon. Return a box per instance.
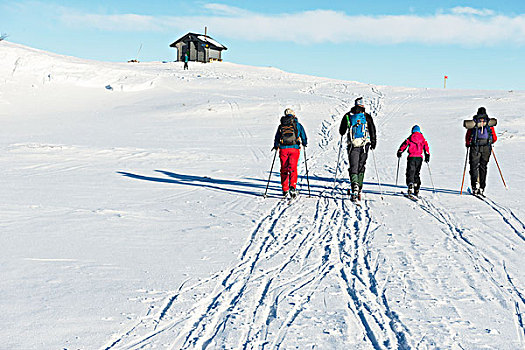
[1,0,524,90]
[3,39,521,93]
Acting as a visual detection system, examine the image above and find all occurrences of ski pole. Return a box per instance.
[491,148,508,189]
[371,149,384,200]
[460,147,469,195]
[395,157,400,187]
[426,162,436,194]
[303,145,311,197]
[263,148,278,198]
[333,135,343,190]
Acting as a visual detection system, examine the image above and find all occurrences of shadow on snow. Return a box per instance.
[117,170,461,199]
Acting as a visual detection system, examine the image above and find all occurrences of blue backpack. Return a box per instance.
[346,113,369,147]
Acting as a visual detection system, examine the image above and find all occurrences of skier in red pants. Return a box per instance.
[273,108,308,198]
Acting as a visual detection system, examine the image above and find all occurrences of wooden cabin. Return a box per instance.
[170,33,227,63]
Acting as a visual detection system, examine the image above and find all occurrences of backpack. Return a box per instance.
[471,114,493,146]
[346,113,369,147]
[279,116,299,146]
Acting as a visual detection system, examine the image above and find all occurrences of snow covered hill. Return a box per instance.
[1,40,524,349]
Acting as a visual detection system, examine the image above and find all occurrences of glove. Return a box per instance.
[397,151,402,158]
[425,154,430,163]
[370,140,376,150]
[271,146,277,152]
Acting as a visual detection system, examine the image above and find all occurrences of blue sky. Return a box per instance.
[1,0,524,90]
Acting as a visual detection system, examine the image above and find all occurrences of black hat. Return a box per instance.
[477,107,487,115]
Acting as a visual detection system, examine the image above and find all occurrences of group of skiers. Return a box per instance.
[272,98,498,201]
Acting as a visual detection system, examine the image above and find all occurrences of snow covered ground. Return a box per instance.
[1,41,524,349]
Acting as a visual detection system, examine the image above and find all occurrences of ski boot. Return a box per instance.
[350,182,360,202]
[407,183,414,196]
[413,183,420,197]
[282,190,289,199]
[289,187,297,199]
[473,183,481,196]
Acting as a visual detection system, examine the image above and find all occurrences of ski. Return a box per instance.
[467,187,486,201]
[402,191,419,202]
[282,190,299,203]
[288,193,298,203]
[472,192,486,201]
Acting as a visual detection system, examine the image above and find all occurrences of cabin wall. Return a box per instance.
[172,35,225,62]
[208,49,220,60]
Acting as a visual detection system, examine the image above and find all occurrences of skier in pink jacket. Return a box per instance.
[397,125,430,196]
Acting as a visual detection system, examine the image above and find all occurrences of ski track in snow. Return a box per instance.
[101,83,525,350]
[103,86,414,349]
[423,195,525,339]
[482,197,525,242]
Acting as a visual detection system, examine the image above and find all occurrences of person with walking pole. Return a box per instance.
[464,107,497,197]
[338,97,377,203]
[272,108,307,199]
[397,125,430,198]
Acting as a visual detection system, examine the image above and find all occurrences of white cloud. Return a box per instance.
[451,7,495,16]
[57,5,525,46]
[203,3,251,16]
[62,13,161,32]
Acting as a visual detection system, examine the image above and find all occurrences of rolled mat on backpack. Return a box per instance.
[463,118,497,129]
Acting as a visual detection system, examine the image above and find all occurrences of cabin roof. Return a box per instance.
[170,33,227,50]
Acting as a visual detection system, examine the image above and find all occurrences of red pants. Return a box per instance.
[279,148,300,192]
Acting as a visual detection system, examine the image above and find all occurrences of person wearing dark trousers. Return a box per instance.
[465,107,497,196]
[397,125,430,196]
[183,53,189,70]
[273,108,308,198]
[339,97,377,200]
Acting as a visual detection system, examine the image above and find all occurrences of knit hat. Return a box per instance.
[412,125,421,133]
[284,108,295,117]
[355,97,364,107]
[477,107,487,115]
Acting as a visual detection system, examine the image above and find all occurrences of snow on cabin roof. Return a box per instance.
[197,35,225,49]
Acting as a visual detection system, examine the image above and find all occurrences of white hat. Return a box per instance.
[284,108,295,117]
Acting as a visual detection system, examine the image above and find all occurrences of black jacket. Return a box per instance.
[339,106,377,147]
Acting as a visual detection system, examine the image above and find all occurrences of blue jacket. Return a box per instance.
[274,117,307,149]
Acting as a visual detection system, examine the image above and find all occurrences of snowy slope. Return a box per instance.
[1,40,524,349]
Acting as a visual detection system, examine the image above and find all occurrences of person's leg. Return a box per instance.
[478,145,491,190]
[406,157,417,187]
[469,148,482,190]
[357,145,369,190]
[279,149,291,193]
[414,157,423,195]
[348,147,361,192]
[288,148,301,190]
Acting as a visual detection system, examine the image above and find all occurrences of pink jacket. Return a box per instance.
[398,132,430,158]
